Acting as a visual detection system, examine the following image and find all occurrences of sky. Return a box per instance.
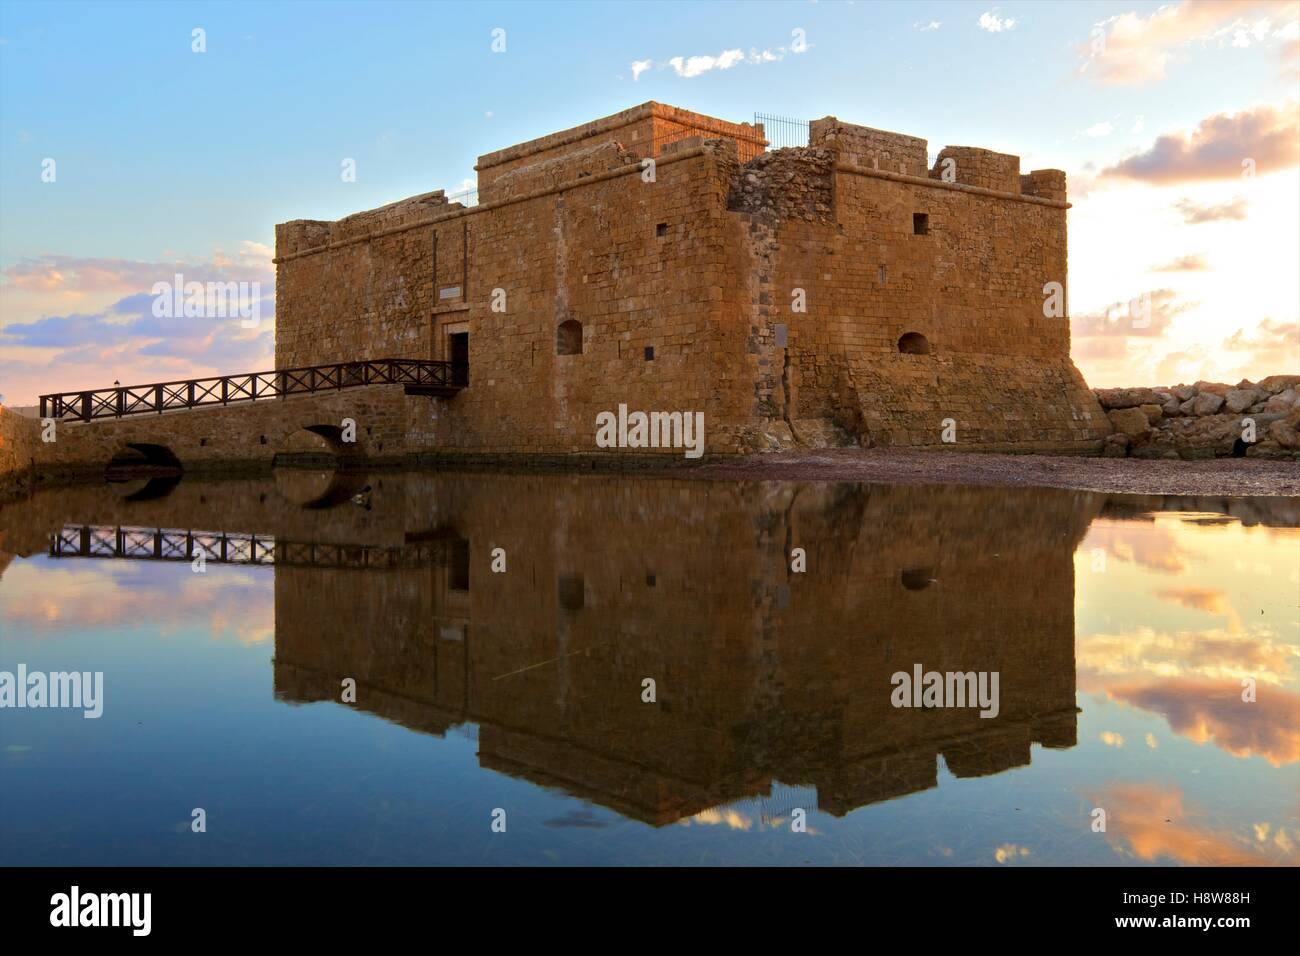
[0,0,1297,404]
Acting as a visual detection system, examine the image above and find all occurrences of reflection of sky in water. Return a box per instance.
[1,483,1297,867]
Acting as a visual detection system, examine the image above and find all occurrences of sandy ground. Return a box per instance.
[682,449,1300,497]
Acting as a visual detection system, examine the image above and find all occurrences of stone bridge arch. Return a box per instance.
[104,441,184,479]
[275,424,365,467]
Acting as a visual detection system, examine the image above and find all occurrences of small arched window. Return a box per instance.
[556,319,583,356]
[898,332,930,355]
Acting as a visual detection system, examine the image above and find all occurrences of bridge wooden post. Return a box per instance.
[80,393,90,422]
[156,384,164,414]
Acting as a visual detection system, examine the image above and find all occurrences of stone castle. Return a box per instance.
[274,102,1111,457]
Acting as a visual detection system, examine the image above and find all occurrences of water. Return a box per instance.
[1,470,1296,866]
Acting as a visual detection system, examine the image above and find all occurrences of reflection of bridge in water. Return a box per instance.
[49,524,460,570]
[19,472,1098,826]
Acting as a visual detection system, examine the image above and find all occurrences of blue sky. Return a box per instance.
[1,0,1297,401]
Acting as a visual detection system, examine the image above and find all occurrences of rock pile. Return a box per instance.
[726,147,835,224]
[1095,375,1300,459]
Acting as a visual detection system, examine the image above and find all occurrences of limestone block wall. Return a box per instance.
[272,105,1109,458]
[810,116,929,176]
[475,101,765,199]
[277,137,772,458]
[276,193,448,368]
[0,407,43,486]
[933,146,1021,193]
[421,143,763,456]
[728,130,1108,450]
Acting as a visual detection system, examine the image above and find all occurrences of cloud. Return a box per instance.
[1079,1,1295,86]
[1110,678,1300,766]
[1080,520,1199,574]
[1088,782,1296,865]
[1083,121,1114,138]
[2,243,272,296]
[1155,586,1242,631]
[978,10,1017,33]
[914,21,941,32]
[1101,102,1300,183]
[0,559,273,645]
[1220,318,1300,369]
[1072,288,1190,340]
[630,34,807,82]
[1150,253,1209,271]
[1174,196,1249,224]
[0,245,275,406]
[667,49,745,78]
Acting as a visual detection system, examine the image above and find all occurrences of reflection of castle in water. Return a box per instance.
[270,472,1094,824]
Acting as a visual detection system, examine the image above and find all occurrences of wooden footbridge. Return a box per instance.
[39,358,465,423]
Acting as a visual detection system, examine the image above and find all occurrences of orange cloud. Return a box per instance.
[1079,626,1299,688]
[1174,195,1249,222]
[1108,677,1300,766]
[1080,2,1297,86]
[1154,586,1242,631]
[1071,288,1190,342]
[1090,782,1295,865]
[1150,253,1209,272]
[1081,519,1199,574]
[1102,102,1300,184]
[0,559,273,645]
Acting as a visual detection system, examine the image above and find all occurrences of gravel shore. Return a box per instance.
[684,449,1299,497]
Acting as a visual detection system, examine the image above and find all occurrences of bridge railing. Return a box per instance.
[50,524,459,570]
[38,357,461,422]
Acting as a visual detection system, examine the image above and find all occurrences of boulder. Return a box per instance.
[1193,380,1230,397]
[1268,419,1300,449]
[1264,388,1297,413]
[1143,414,1242,458]
[1161,396,1183,417]
[1224,388,1262,413]
[1094,386,1164,410]
[1107,407,1151,437]
[1139,403,1163,424]
[1191,392,1225,416]
[1172,384,1196,401]
[1258,374,1300,395]
[1268,406,1300,449]
[1101,433,1129,458]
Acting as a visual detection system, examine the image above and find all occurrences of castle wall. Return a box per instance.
[276,139,773,457]
[732,120,1108,450]
[273,105,1109,458]
[475,102,765,198]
